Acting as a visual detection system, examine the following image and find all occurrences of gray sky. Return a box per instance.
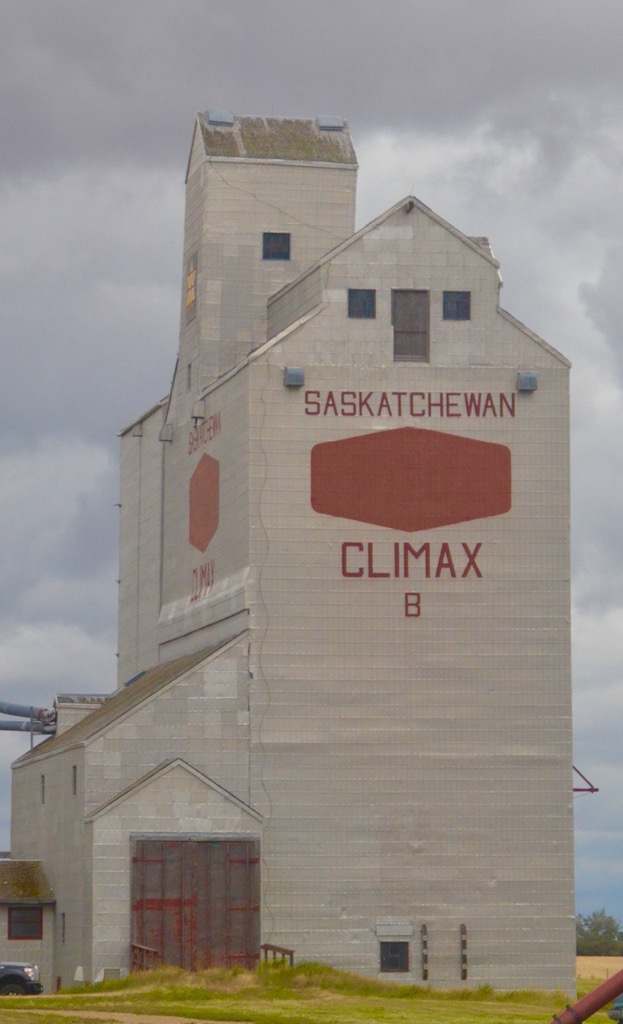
[2,0,622,922]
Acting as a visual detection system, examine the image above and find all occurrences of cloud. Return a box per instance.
[2,0,623,920]
[580,245,623,385]
[0,167,183,447]
[3,1,623,177]
[0,438,117,607]
[0,621,114,697]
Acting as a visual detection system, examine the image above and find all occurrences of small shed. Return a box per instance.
[0,859,55,992]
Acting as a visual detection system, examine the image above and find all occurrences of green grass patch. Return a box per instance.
[0,962,616,1024]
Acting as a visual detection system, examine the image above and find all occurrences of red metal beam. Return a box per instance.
[548,968,623,1024]
[573,765,599,793]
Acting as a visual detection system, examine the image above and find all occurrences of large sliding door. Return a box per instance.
[131,838,260,970]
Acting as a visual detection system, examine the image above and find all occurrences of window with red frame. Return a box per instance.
[8,906,43,940]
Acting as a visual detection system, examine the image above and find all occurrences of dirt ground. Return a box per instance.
[577,956,623,979]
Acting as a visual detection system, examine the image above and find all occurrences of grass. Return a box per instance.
[1,962,617,1024]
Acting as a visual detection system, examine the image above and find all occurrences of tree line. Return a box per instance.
[577,910,623,955]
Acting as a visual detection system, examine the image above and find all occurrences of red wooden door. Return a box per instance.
[131,838,260,969]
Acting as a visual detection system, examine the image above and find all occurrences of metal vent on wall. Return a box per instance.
[517,371,538,392]
[284,367,305,388]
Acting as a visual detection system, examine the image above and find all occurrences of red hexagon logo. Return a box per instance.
[311,426,511,532]
[189,454,219,552]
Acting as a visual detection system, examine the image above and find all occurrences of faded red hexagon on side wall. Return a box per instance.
[189,454,220,552]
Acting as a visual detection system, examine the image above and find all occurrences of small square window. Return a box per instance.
[443,290,471,320]
[348,289,376,319]
[263,233,290,260]
[380,940,409,972]
[8,906,43,940]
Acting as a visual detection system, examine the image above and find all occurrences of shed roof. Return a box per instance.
[13,636,244,765]
[0,860,54,903]
[197,112,357,164]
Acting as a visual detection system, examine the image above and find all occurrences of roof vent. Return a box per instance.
[317,116,344,132]
[206,109,234,127]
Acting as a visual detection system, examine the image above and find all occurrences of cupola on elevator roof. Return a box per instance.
[198,111,357,164]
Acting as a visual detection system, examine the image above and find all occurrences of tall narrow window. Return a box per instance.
[61,912,66,943]
[185,253,197,323]
[392,290,429,362]
[72,765,77,796]
[40,775,45,804]
[263,232,290,260]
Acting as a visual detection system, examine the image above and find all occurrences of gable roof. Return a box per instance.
[0,860,54,904]
[87,757,262,823]
[193,192,569,402]
[194,112,357,165]
[257,195,569,369]
[267,194,500,314]
[12,635,246,766]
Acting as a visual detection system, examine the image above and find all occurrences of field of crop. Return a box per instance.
[577,958,623,981]
[2,959,621,1024]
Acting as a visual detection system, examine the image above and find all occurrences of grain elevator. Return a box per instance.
[10,110,574,991]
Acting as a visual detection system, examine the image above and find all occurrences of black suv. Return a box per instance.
[0,961,43,994]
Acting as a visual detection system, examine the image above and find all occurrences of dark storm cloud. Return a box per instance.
[580,249,623,384]
[0,438,118,629]
[1,0,623,918]
[0,168,182,448]
[2,0,622,177]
